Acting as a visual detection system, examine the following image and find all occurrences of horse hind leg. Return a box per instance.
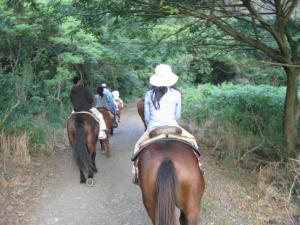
[141,195,156,225]
[180,201,201,225]
[104,139,111,157]
[100,140,106,154]
[86,156,95,186]
[79,166,94,185]
[86,141,97,173]
[99,138,111,158]
[92,151,97,173]
[80,169,86,184]
[179,210,187,225]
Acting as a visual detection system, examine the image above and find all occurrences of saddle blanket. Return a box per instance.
[72,111,99,122]
[131,134,203,170]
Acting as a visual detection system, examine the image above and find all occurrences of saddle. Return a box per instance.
[73,111,99,122]
[131,126,201,162]
[149,126,182,138]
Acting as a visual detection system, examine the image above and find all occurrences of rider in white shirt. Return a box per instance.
[132,64,198,184]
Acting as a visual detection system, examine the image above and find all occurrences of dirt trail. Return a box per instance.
[24,107,290,225]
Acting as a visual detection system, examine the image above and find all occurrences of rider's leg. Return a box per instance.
[132,131,149,184]
[178,126,203,170]
[112,103,118,125]
[90,107,107,139]
[112,102,118,115]
[178,126,199,149]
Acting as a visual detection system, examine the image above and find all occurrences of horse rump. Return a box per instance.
[156,159,177,225]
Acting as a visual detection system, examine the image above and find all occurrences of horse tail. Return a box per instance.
[156,159,177,225]
[74,114,92,173]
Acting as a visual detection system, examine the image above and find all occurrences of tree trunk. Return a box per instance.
[283,67,300,156]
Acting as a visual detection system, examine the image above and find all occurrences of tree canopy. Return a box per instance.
[70,0,300,154]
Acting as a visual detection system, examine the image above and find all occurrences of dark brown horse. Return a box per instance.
[97,107,113,157]
[137,99,147,131]
[138,140,205,225]
[67,113,98,186]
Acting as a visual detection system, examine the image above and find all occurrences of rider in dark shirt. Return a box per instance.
[70,80,93,111]
[70,76,107,139]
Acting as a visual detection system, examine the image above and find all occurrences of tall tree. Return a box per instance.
[73,0,300,155]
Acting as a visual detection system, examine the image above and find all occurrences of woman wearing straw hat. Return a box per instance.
[132,64,198,184]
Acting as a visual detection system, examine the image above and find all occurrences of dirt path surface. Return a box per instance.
[23,107,290,225]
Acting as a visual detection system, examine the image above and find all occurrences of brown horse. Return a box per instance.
[115,99,123,121]
[138,140,205,225]
[67,113,98,186]
[137,99,147,131]
[97,107,113,157]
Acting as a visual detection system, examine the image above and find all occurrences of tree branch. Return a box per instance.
[260,60,300,68]
[283,0,298,22]
[252,17,260,41]
[156,19,201,44]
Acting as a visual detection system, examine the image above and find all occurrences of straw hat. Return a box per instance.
[149,64,178,87]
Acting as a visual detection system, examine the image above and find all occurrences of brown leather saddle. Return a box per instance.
[149,126,182,138]
[131,126,200,162]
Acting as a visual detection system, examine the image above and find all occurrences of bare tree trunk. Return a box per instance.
[283,67,300,156]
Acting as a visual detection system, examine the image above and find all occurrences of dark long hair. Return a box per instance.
[151,85,178,110]
[97,87,104,97]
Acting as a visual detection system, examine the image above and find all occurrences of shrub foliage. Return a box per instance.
[182,84,290,160]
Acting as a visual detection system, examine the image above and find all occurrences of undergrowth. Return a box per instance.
[181,83,300,223]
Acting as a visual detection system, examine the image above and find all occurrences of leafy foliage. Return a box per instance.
[0,0,298,158]
[182,84,292,159]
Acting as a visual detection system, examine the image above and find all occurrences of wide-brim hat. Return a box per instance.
[150,64,178,87]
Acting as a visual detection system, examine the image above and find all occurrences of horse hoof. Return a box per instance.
[86,178,94,187]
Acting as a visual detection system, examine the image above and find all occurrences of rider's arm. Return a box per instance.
[175,92,181,120]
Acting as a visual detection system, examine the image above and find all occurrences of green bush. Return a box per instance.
[182,83,289,160]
